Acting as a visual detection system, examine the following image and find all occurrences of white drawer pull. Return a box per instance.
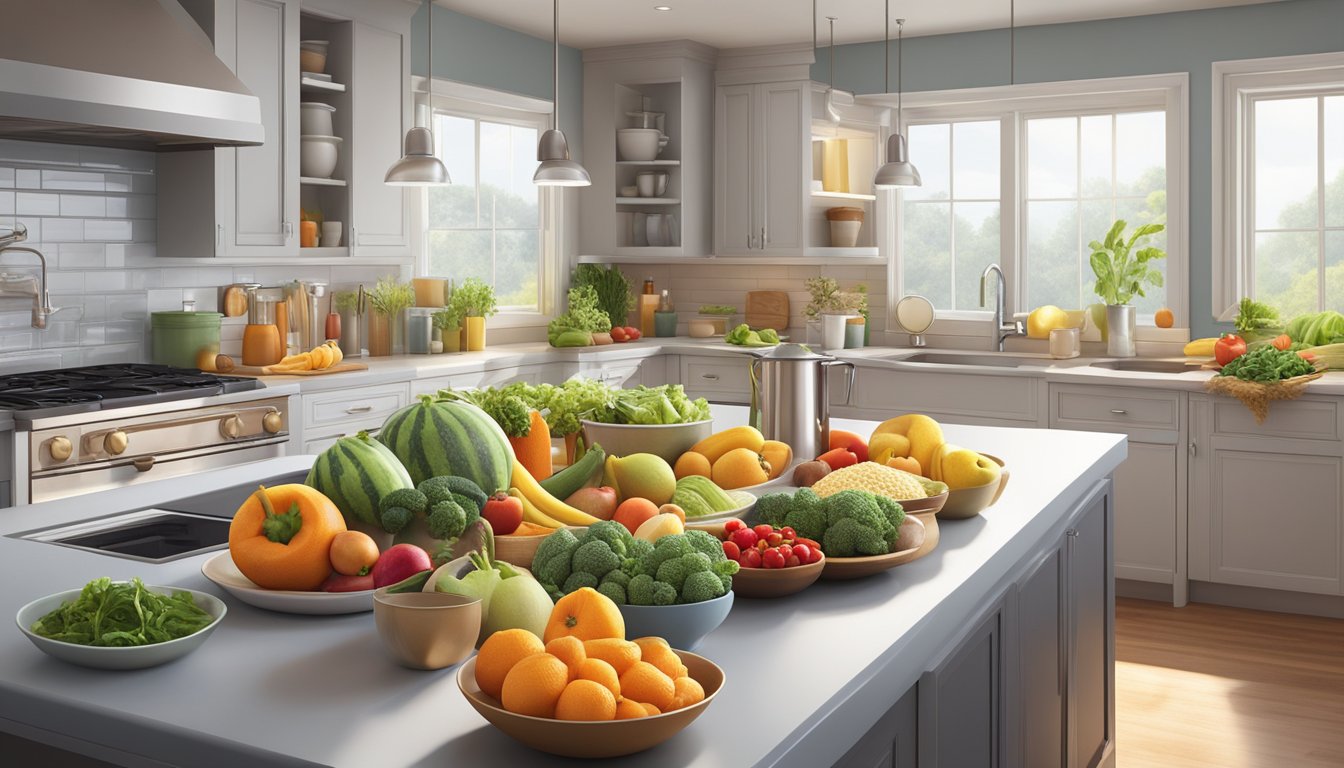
[702,373,720,381]
[1110,408,1127,415]
[345,405,374,414]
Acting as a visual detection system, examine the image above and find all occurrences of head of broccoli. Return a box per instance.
[571,539,621,581]
[822,516,890,557]
[581,520,633,558]
[380,488,428,516]
[783,505,828,542]
[680,569,727,604]
[753,493,794,529]
[425,499,467,540]
[655,552,712,592]
[562,571,599,593]
[596,580,627,605]
[873,495,907,550]
[684,529,726,562]
[533,527,581,590]
[639,533,693,577]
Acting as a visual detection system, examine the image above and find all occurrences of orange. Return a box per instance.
[545,587,625,643]
[544,635,587,679]
[1155,307,1175,328]
[632,636,682,680]
[670,675,705,710]
[886,456,922,476]
[619,661,676,712]
[554,679,617,721]
[583,637,642,675]
[615,697,648,720]
[641,702,661,716]
[500,653,569,718]
[475,628,544,700]
[612,498,659,536]
[673,451,711,479]
[575,657,621,697]
[760,440,793,480]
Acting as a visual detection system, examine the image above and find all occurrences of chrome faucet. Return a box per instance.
[979,263,1024,352]
[0,223,56,329]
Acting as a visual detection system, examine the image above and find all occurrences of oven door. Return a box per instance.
[25,437,288,505]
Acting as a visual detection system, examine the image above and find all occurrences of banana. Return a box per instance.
[1184,338,1217,357]
[511,462,601,526]
[508,487,564,528]
[689,425,764,464]
[325,339,343,365]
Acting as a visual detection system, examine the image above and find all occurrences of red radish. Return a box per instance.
[321,572,375,592]
[370,543,432,588]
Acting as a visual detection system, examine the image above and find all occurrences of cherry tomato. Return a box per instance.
[795,537,822,552]
[762,549,786,568]
[765,531,784,547]
[780,526,797,541]
[776,544,793,560]
[741,548,762,568]
[808,547,824,564]
[792,543,812,563]
[786,555,801,568]
[730,528,758,550]
[722,540,741,561]
[723,519,745,534]
[753,524,774,540]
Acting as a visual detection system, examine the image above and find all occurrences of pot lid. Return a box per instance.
[753,342,832,361]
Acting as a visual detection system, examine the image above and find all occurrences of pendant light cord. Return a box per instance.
[897,18,904,129]
[553,0,560,131]
[426,0,434,144]
[1010,0,1015,86]
[884,1,889,94]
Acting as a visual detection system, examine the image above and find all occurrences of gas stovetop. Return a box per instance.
[0,364,263,418]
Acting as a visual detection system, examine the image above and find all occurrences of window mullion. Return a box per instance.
[1320,95,1328,312]
[948,123,957,310]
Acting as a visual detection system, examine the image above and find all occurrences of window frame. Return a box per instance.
[413,78,564,328]
[1212,52,1344,322]
[877,73,1188,341]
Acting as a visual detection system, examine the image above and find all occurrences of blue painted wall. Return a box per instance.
[812,0,1344,337]
[409,5,583,160]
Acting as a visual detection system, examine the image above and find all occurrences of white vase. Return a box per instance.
[1106,304,1136,357]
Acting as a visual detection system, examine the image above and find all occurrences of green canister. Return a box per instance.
[151,311,223,369]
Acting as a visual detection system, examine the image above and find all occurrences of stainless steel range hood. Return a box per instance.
[0,0,263,151]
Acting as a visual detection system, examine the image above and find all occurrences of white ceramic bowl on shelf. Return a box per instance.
[617,128,662,161]
[300,102,335,136]
[299,40,329,74]
[300,135,342,178]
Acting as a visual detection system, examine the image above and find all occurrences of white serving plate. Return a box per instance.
[681,489,757,523]
[202,551,373,615]
[17,584,226,670]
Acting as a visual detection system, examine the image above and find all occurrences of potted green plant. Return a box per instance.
[838,285,869,349]
[1088,220,1166,357]
[331,290,361,358]
[432,305,463,353]
[366,277,414,357]
[449,277,498,351]
[804,277,868,349]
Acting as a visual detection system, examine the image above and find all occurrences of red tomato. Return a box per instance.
[816,447,859,472]
[723,519,745,534]
[730,528,758,550]
[765,531,784,547]
[741,548,763,568]
[480,491,523,535]
[1214,334,1247,366]
[762,549,786,569]
[779,526,796,541]
[753,524,775,540]
[610,326,629,342]
[776,544,793,560]
[1270,334,1292,351]
[722,540,741,561]
[625,326,642,340]
[792,543,812,563]
[785,555,801,568]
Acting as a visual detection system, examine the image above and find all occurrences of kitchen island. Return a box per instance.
[0,414,1125,768]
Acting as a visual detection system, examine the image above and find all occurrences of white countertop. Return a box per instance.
[0,411,1125,768]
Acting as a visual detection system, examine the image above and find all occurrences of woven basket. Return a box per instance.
[1204,363,1327,423]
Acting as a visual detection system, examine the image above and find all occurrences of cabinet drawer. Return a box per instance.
[680,356,751,397]
[303,383,409,431]
[299,415,388,451]
[413,372,487,397]
[1050,385,1180,438]
[576,365,641,388]
[1211,397,1341,442]
[853,367,1038,424]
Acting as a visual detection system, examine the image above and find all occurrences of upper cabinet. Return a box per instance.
[580,42,717,259]
[160,0,412,260]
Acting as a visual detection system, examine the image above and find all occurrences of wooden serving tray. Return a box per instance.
[226,361,368,377]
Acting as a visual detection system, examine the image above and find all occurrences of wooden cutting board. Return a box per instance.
[226,361,368,378]
[745,291,790,330]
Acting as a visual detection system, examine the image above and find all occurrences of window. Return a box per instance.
[1214,53,1344,320]
[889,74,1187,335]
[420,82,558,318]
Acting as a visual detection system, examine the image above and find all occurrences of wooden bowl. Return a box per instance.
[494,526,586,569]
[938,454,1009,520]
[893,489,948,515]
[820,514,928,580]
[457,650,724,758]
[729,556,825,598]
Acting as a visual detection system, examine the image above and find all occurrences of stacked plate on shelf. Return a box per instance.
[300,103,340,179]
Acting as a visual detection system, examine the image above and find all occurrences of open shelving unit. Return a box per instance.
[612,81,684,254]
[296,12,352,256]
[805,121,881,258]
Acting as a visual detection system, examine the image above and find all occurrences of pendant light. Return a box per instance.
[533,0,590,186]
[385,0,450,186]
[823,15,844,123]
[873,9,921,188]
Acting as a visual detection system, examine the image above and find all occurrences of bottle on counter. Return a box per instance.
[639,276,659,337]
[654,289,678,337]
[643,277,656,295]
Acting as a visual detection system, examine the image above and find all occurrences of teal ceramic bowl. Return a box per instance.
[619,590,733,651]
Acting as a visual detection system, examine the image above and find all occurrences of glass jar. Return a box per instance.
[406,308,435,354]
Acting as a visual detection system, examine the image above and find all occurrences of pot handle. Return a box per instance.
[823,360,856,406]
[748,357,763,431]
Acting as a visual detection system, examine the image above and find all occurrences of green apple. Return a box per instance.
[1087,303,1108,341]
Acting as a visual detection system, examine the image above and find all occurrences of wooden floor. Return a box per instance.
[1115,597,1344,768]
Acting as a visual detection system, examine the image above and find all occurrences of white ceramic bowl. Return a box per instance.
[300,135,342,178]
[299,40,329,74]
[16,584,226,670]
[300,102,335,136]
[617,128,662,161]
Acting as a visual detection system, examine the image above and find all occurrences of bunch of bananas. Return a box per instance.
[507,462,602,528]
[263,340,343,374]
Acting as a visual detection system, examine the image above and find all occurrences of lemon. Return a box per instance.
[1026,305,1070,339]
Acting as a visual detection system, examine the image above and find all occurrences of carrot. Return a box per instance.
[508,409,553,482]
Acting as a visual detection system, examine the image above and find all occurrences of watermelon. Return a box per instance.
[378,396,515,491]
[306,431,414,526]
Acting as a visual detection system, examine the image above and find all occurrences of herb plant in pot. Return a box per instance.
[433,305,463,353]
[332,290,362,358]
[1088,220,1166,357]
[450,278,498,352]
[367,277,414,357]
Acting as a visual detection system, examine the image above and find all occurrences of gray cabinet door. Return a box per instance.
[758,81,806,253]
[1017,546,1065,768]
[832,685,918,768]
[1112,441,1179,584]
[919,608,1002,768]
[350,21,409,254]
[715,84,756,255]
[1066,489,1114,768]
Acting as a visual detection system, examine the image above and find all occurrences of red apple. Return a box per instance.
[624,326,642,340]
[370,543,432,588]
[481,491,523,535]
[565,486,619,520]
[321,572,375,592]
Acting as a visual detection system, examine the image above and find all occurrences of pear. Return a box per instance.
[603,453,677,506]
[941,450,1003,490]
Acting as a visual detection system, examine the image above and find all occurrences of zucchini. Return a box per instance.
[539,442,606,501]
[384,569,432,594]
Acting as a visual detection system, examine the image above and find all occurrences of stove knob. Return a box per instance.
[104,431,129,456]
[220,415,243,439]
[262,411,283,434]
[47,436,73,462]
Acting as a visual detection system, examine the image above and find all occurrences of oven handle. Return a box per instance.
[82,405,282,446]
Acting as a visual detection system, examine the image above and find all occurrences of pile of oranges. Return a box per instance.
[474,587,706,721]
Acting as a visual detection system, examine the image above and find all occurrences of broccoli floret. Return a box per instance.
[783,505,829,542]
[650,580,678,606]
[873,495,907,549]
[562,571,599,593]
[680,570,727,604]
[640,534,693,576]
[792,487,824,515]
[379,506,413,534]
[544,584,564,603]
[600,569,631,588]
[418,476,487,511]
[581,520,632,558]
[596,580,627,604]
[753,492,794,529]
[572,540,620,580]
[379,488,428,515]
[425,499,468,539]
[533,528,581,588]
[822,516,890,557]
[718,573,732,593]
[684,529,725,562]
[655,552,712,592]
[627,537,653,561]
[628,573,657,605]
[711,558,740,578]
[824,490,891,536]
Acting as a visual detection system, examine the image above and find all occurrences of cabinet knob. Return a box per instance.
[220,415,243,439]
[104,430,129,456]
[47,436,72,461]
[262,411,283,434]
[132,456,156,473]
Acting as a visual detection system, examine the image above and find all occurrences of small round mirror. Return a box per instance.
[895,295,935,347]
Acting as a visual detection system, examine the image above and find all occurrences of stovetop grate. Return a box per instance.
[0,363,262,415]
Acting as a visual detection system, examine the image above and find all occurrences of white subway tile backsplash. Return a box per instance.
[81,342,141,366]
[42,218,83,242]
[131,219,154,241]
[180,288,219,312]
[80,147,154,172]
[163,266,233,288]
[132,173,156,194]
[84,219,132,241]
[45,271,84,293]
[0,332,34,352]
[0,168,13,188]
[42,169,104,191]
[15,169,41,189]
[0,191,12,215]
[147,289,185,312]
[57,243,104,269]
[104,173,132,193]
[80,320,143,345]
[60,194,106,217]
[16,192,59,216]
[38,318,80,348]
[105,294,149,322]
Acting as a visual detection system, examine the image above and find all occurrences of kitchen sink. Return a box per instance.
[897,352,1060,368]
[1089,359,1206,374]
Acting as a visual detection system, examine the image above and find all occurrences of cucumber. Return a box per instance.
[385,569,432,594]
[539,443,606,501]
